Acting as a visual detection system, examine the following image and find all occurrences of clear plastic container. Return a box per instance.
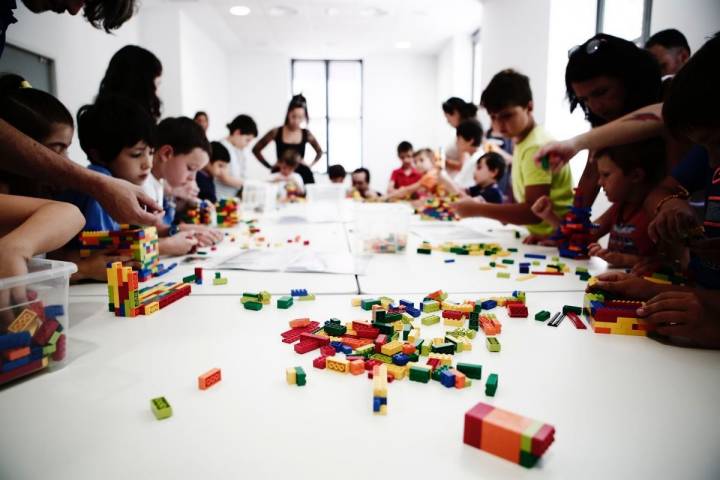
[306,184,346,203]
[0,258,76,385]
[242,180,278,214]
[353,203,412,254]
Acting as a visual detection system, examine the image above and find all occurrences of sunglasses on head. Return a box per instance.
[568,37,608,58]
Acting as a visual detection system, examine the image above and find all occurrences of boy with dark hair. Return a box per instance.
[388,140,420,194]
[645,29,691,77]
[328,164,347,184]
[270,149,305,199]
[454,69,573,242]
[453,119,484,189]
[193,111,209,132]
[352,167,380,200]
[196,141,230,203]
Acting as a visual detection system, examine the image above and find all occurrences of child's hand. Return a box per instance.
[76,254,135,282]
[587,243,627,265]
[531,195,554,221]
[630,256,671,277]
[534,139,579,172]
[161,233,198,256]
[648,197,700,244]
[587,271,663,301]
[522,234,547,245]
[180,224,223,244]
[637,291,720,347]
[450,198,481,218]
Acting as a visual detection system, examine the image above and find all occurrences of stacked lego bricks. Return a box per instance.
[0,302,66,385]
[216,198,240,227]
[552,191,596,260]
[107,261,191,317]
[464,402,555,468]
[80,225,160,281]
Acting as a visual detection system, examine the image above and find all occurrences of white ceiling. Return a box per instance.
[140,0,483,57]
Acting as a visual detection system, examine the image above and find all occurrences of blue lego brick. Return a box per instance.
[392,353,410,366]
[330,341,344,352]
[0,332,31,351]
[444,259,455,263]
[439,369,456,388]
[405,307,421,318]
[524,253,547,259]
[481,300,497,310]
[43,305,65,318]
[1,356,31,373]
[399,299,414,309]
[340,345,353,355]
[291,289,308,297]
[30,347,44,361]
[519,266,530,274]
[373,396,387,412]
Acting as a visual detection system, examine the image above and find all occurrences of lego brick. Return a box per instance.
[2,347,30,362]
[456,362,482,379]
[534,311,551,322]
[485,373,499,396]
[326,356,349,373]
[508,304,529,318]
[295,366,307,386]
[486,337,501,352]
[198,368,222,390]
[0,332,32,351]
[8,309,39,334]
[244,301,263,311]
[408,364,431,383]
[150,396,173,420]
[421,314,440,326]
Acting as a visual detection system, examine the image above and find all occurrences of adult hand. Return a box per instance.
[637,291,720,347]
[534,139,579,172]
[91,175,164,225]
[587,271,662,301]
[647,197,699,244]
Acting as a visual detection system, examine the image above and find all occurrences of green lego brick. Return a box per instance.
[409,365,431,383]
[575,266,588,273]
[422,300,440,312]
[384,312,403,322]
[431,342,456,354]
[489,261,496,267]
[182,274,196,283]
[521,420,544,454]
[486,337,501,352]
[324,321,347,337]
[372,322,395,335]
[42,344,57,356]
[497,272,511,279]
[294,367,307,386]
[456,362,483,379]
[361,298,381,310]
[420,344,431,356]
[213,277,228,285]
[355,344,374,356]
[244,301,263,311]
[485,373,499,396]
[151,396,173,420]
[534,310,551,321]
[48,331,61,346]
[402,324,412,340]
[501,259,514,265]
[519,450,539,468]
[416,247,432,255]
[421,314,440,326]
[469,318,479,331]
[374,310,386,322]
[562,305,583,315]
[532,260,540,266]
[242,292,260,300]
[370,353,393,364]
[507,247,518,252]
[277,296,294,309]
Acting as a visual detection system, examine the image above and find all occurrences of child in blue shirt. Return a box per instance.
[196,141,231,203]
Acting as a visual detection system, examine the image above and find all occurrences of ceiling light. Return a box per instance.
[360,7,387,17]
[229,5,251,16]
[325,7,340,16]
[394,41,412,49]
[268,6,298,16]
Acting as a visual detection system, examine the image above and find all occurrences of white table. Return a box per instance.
[2,292,719,479]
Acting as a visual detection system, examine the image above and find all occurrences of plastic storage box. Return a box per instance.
[353,203,412,254]
[0,258,76,385]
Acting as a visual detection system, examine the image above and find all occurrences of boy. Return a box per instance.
[269,150,305,199]
[452,119,485,189]
[645,29,691,77]
[387,141,420,195]
[453,69,573,243]
[351,168,380,200]
[197,141,230,203]
[328,164,347,184]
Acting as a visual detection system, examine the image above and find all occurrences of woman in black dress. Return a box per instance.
[252,94,323,184]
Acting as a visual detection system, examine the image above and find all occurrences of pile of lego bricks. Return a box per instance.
[80,225,160,281]
[417,196,460,221]
[216,198,240,227]
[107,261,191,317]
[180,199,214,225]
[583,277,648,335]
[463,402,555,468]
[0,300,66,385]
[551,191,596,260]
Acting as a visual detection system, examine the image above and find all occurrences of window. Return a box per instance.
[0,44,56,94]
[596,0,653,44]
[471,29,482,104]
[291,60,363,172]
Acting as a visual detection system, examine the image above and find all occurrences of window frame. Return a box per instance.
[596,0,653,44]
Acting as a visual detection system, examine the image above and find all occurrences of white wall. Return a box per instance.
[651,0,720,53]
[5,4,139,164]
[479,0,552,124]
[436,34,475,153]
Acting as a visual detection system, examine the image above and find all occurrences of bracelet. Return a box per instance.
[654,186,690,215]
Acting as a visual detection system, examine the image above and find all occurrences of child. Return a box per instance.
[269,150,305,199]
[385,149,440,201]
[0,74,74,197]
[216,114,258,199]
[328,164,347,184]
[196,141,230,203]
[387,141,420,195]
[453,69,573,243]
[534,138,665,267]
[452,119,485,189]
[444,152,505,204]
[351,168,381,200]
[148,116,221,249]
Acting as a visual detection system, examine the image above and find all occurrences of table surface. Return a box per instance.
[2,292,719,480]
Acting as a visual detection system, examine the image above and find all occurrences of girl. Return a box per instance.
[252,94,323,185]
[441,97,478,176]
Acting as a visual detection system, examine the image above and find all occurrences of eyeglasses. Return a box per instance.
[568,38,607,58]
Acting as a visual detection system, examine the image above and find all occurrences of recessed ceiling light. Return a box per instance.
[326,7,340,16]
[394,41,412,49]
[360,7,387,17]
[229,5,251,16]
[268,6,297,16]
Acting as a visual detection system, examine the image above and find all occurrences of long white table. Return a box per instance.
[2,292,719,479]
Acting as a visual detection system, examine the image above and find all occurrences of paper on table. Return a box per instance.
[410,223,493,243]
[217,248,368,274]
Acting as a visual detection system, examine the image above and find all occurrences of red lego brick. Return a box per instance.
[463,402,495,449]
[508,304,529,318]
[531,424,556,456]
[198,368,221,390]
[312,356,327,369]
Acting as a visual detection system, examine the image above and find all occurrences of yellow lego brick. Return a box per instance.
[516,274,537,282]
[386,363,408,380]
[381,340,403,356]
[428,353,453,366]
[326,356,349,373]
[408,328,420,343]
[443,318,464,327]
[8,309,39,334]
[351,297,361,307]
[143,302,160,315]
[286,367,296,384]
[373,364,388,396]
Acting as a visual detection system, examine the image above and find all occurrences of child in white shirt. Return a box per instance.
[269,150,305,200]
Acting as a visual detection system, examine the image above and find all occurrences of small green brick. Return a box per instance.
[361,298,380,310]
[422,300,440,312]
[213,277,228,285]
[150,396,173,420]
[42,344,57,356]
[534,310,551,321]
[244,301,263,311]
[294,367,307,386]
[519,450,539,468]
[370,353,393,364]
[485,373,499,396]
[532,260,540,266]
[562,305,583,315]
[421,314,440,326]
[298,294,316,301]
[431,342,456,354]
[497,272,511,279]
[409,365,431,383]
[182,274,196,283]
[416,247,432,255]
[420,344,431,356]
[48,331,60,345]
[501,259,514,265]
[486,337,501,352]
[277,296,294,309]
[456,362,482,379]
